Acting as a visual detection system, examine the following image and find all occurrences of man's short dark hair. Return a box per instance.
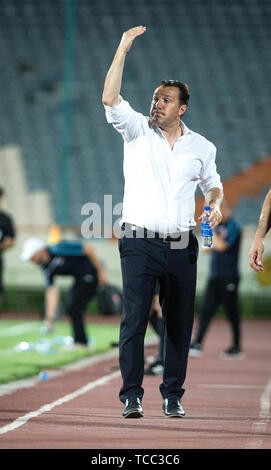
[160,80,190,106]
[0,187,4,197]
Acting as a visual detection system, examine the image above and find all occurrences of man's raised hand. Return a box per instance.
[119,26,146,53]
[102,26,146,107]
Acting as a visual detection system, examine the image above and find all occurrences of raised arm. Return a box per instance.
[249,189,271,272]
[102,26,146,107]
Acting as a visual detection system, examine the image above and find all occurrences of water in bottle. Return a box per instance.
[201,206,213,248]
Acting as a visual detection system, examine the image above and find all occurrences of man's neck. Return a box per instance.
[160,122,183,148]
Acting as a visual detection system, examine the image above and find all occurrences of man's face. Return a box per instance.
[150,86,187,128]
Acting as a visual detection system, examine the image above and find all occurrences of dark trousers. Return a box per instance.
[195,277,241,348]
[118,231,198,403]
[149,311,165,363]
[66,275,97,344]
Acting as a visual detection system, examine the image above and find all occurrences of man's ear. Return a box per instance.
[179,104,187,118]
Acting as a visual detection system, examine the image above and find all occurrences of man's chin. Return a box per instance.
[151,115,163,125]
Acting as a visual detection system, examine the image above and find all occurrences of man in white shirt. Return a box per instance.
[103,26,223,418]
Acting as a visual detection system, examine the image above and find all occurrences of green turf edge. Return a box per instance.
[0,320,153,384]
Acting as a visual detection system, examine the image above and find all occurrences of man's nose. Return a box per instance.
[156,98,163,108]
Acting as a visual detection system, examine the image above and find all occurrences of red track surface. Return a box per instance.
[0,318,270,450]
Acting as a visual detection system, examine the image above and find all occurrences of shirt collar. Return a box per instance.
[180,120,192,136]
[148,118,192,138]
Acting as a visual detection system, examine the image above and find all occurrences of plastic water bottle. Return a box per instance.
[201,206,213,248]
[39,371,49,381]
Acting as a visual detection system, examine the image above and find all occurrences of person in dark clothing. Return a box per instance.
[0,187,16,310]
[20,238,107,345]
[190,200,243,358]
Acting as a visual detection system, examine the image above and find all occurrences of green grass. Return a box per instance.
[0,319,121,384]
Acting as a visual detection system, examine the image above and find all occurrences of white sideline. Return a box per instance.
[199,380,271,448]
[0,348,119,397]
[0,336,158,435]
[0,370,121,435]
[245,378,271,449]
[0,336,157,398]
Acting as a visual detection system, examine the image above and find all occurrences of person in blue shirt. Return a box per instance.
[20,238,107,345]
[190,200,243,358]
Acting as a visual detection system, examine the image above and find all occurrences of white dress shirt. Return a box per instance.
[104,97,222,233]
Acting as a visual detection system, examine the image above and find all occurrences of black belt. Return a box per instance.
[121,223,191,243]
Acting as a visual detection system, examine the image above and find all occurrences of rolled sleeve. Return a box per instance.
[104,97,128,124]
[104,97,145,142]
[199,143,223,196]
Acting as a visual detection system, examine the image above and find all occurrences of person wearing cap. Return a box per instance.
[0,187,16,310]
[21,238,107,345]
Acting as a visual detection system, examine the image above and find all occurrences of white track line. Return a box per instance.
[0,336,157,397]
[0,370,120,436]
[198,384,265,390]
[245,378,271,449]
[0,348,119,397]
[200,381,271,449]
[260,378,271,419]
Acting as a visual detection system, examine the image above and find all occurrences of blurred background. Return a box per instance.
[0,0,270,316]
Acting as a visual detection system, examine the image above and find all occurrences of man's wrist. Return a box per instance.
[116,44,129,56]
[254,234,265,244]
[209,201,221,209]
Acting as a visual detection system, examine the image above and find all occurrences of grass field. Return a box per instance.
[0,319,122,384]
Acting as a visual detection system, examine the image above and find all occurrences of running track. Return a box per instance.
[0,318,270,451]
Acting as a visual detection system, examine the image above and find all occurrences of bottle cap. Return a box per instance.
[204,206,211,210]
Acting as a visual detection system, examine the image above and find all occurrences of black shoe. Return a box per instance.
[189,341,203,358]
[221,346,244,359]
[123,397,144,418]
[163,397,186,418]
[145,360,164,375]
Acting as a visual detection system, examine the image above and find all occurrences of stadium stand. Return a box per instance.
[0,0,270,228]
